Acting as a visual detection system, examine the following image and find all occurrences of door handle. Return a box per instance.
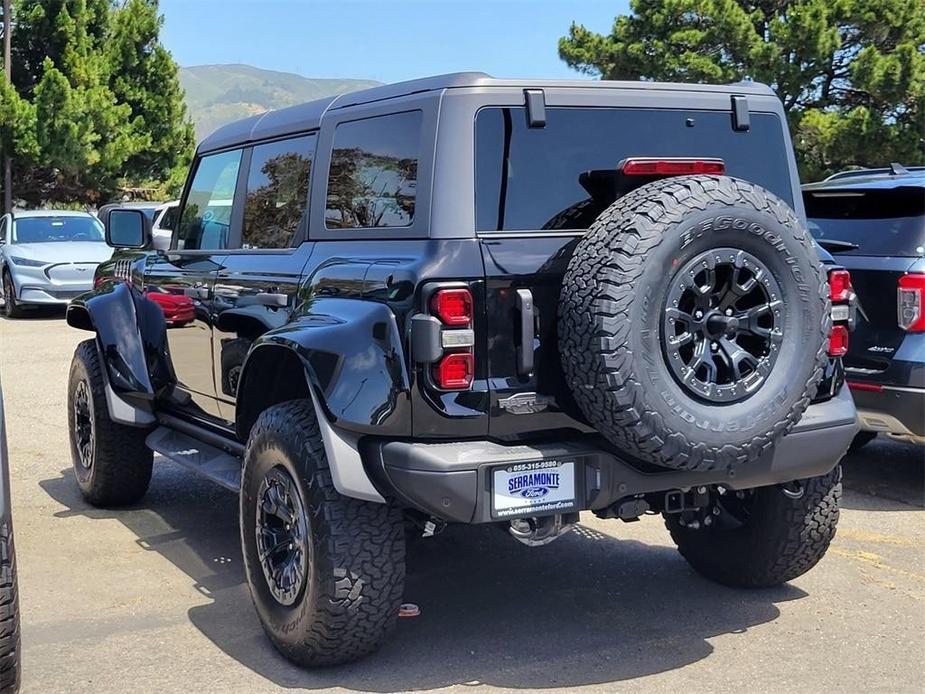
[254,292,288,307]
[516,289,535,376]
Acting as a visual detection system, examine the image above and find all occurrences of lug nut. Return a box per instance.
[697,486,707,494]
[725,308,733,316]
[694,310,703,319]
[711,342,719,352]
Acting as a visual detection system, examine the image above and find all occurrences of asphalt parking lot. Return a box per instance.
[1,310,923,693]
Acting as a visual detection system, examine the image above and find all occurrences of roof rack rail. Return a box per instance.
[825,164,925,181]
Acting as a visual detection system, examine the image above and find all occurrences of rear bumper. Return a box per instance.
[850,384,925,442]
[367,387,859,524]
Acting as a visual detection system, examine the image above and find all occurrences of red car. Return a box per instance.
[144,287,195,327]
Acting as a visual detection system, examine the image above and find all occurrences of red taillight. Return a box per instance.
[828,324,849,357]
[898,273,925,332]
[431,288,472,327]
[847,381,883,393]
[620,158,725,176]
[433,352,473,390]
[828,269,853,302]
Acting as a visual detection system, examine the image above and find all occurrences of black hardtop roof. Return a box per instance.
[197,71,776,154]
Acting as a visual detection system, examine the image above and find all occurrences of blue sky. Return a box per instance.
[159,0,629,83]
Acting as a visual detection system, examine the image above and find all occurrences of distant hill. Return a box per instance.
[179,64,381,141]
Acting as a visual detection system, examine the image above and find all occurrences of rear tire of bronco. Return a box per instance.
[665,466,842,587]
[240,400,405,667]
[559,175,830,472]
[67,339,153,506]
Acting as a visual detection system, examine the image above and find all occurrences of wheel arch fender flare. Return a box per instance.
[235,297,412,440]
[65,281,172,399]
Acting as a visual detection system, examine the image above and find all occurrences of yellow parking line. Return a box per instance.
[837,529,924,547]
[829,547,925,583]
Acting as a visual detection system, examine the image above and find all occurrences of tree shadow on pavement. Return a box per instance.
[840,437,923,511]
[40,459,807,691]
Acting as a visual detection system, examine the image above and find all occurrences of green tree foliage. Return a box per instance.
[0,0,193,207]
[559,0,925,180]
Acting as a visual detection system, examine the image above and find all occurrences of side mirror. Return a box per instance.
[103,208,152,249]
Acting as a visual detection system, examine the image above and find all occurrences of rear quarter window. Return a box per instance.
[475,107,795,232]
[805,186,925,257]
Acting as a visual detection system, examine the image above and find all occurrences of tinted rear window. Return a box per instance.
[475,107,794,232]
[805,187,925,257]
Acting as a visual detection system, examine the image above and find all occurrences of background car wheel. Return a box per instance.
[1,273,23,319]
[559,175,830,472]
[240,400,405,667]
[849,430,877,451]
[664,466,842,588]
[67,339,153,507]
[0,523,20,694]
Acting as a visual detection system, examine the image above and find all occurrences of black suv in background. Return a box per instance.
[804,165,925,447]
[65,74,857,667]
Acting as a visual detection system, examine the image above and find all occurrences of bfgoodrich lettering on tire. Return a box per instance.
[559,175,830,471]
[240,400,405,667]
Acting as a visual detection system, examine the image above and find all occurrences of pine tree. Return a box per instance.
[3,0,193,206]
[560,0,925,180]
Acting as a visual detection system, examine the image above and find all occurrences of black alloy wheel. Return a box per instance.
[255,466,310,606]
[72,379,94,470]
[663,248,783,403]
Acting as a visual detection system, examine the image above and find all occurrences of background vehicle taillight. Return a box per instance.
[898,273,925,332]
[430,287,474,390]
[827,268,854,356]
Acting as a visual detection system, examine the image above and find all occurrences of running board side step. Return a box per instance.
[146,426,242,492]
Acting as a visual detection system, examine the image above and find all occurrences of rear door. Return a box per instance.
[805,184,925,381]
[474,104,799,439]
[145,148,242,420]
[210,133,317,423]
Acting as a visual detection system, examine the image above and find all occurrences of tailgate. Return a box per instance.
[481,235,590,439]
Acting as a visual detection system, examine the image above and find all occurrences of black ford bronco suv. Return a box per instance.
[65,73,859,667]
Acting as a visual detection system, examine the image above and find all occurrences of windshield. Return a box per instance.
[12,216,105,244]
[805,187,925,257]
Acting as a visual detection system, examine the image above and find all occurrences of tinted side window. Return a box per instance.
[243,135,315,249]
[177,149,242,250]
[325,111,421,229]
[475,107,794,232]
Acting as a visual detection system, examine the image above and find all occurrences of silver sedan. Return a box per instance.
[0,211,112,318]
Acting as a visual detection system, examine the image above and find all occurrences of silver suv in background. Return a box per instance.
[0,211,112,318]
[151,200,179,251]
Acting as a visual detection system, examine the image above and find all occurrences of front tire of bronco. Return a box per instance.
[240,400,405,667]
[665,466,842,588]
[67,339,153,506]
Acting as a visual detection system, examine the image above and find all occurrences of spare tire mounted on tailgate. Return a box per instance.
[559,175,830,472]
